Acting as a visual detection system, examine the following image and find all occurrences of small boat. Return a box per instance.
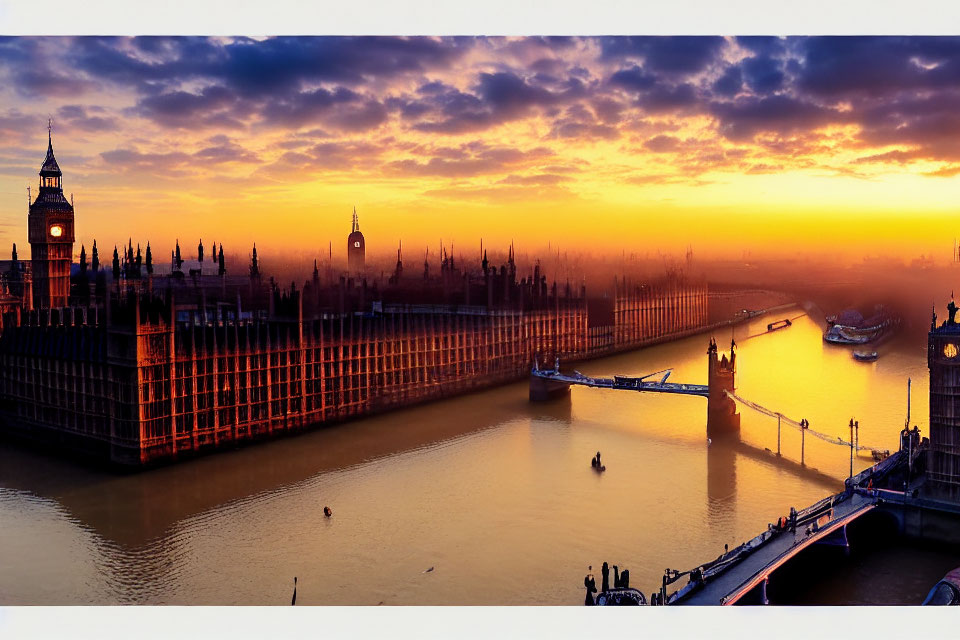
[923,568,960,605]
[853,350,878,362]
[595,588,647,606]
[591,452,605,472]
[767,318,792,332]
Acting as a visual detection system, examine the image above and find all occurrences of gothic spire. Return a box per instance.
[40,119,62,182]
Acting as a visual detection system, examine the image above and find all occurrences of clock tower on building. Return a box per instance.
[28,124,75,309]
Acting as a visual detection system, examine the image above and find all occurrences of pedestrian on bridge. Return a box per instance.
[601,562,610,592]
[584,568,597,605]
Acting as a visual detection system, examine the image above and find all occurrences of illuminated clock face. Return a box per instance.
[354,241,361,248]
[945,343,959,358]
[49,224,63,238]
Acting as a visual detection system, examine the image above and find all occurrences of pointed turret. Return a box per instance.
[250,243,261,282]
[39,121,63,191]
[347,207,365,273]
[112,246,120,280]
[29,123,74,308]
[390,241,404,284]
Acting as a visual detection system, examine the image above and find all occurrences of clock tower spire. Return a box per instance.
[29,123,75,309]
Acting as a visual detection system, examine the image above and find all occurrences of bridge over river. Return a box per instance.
[530,326,912,606]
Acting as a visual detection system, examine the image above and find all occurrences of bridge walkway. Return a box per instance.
[673,490,877,605]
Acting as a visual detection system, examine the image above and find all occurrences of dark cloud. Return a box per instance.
[56,105,118,133]
[710,95,844,141]
[600,37,727,75]
[477,72,559,117]
[11,35,960,177]
[796,36,960,99]
[608,65,656,92]
[640,83,701,114]
[712,66,743,98]
[735,37,786,57]
[741,56,785,94]
[407,72,582,135]
[135,85,241,129]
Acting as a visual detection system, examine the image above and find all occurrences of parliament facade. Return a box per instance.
[0,135,709,467]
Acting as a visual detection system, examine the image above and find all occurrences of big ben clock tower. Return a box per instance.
[28,124,74,309]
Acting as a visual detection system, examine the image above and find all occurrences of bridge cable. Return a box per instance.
[725,390,888,453]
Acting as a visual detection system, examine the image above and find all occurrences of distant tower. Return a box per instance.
[348,207,365,273]
[28,122,75,309]
[249,244,261,283]
[707,338,741,439]
[390,241,403,284]
[928,297,960,498]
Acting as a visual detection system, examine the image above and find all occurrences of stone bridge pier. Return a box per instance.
[707,338,741,440]
[529,368,572,401]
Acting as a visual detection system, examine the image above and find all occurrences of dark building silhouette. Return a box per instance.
[347,207,365,273]
[928,299,960,498]
[0,133,713,468]
[28,124,74,310]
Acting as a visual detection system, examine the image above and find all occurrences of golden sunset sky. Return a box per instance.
[2,36,960,264]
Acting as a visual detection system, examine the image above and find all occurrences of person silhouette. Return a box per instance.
[601,562,610,592]
[584,568,597,605]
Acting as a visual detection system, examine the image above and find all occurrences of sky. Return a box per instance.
[2,36,960,265]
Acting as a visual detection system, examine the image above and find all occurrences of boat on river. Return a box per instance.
[823,307,900,345]
[853,350,878,362]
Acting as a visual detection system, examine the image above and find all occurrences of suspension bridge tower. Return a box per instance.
[707,338,741,439]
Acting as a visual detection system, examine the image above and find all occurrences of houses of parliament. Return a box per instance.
[0,133,710,467]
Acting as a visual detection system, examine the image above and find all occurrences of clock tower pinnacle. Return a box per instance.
[28,123,75,309]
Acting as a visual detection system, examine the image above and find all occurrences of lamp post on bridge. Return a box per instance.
[800,419,808,466]
[849,418,855,479]
[776,413,781,457]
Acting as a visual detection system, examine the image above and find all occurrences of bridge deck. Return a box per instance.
[673,490,877,605]
[530,370,709,397]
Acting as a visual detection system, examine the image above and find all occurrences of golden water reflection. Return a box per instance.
[0,310,929,604]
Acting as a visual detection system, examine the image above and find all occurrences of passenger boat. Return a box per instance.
[922,568,960,605]
[852,350,878,362]
[595,588,647,606]
[823,307,900,345]
[823,325,872,345]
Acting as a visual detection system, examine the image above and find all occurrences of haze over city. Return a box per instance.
[2,36,960,262]
[4,26,960,622]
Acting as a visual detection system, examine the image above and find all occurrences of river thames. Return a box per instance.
[0,308,951,605]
